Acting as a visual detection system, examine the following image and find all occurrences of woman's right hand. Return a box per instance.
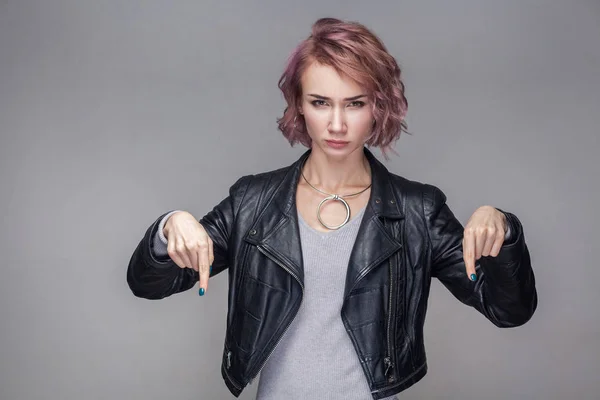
[163,211,214,295]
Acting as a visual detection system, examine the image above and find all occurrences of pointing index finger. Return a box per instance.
[463,230,477,282]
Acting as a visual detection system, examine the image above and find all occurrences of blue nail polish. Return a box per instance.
[470,273,477,282]
[199,288,205,296]
[210,265,212,274]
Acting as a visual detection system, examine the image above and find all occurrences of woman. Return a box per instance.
[127,18,537,400]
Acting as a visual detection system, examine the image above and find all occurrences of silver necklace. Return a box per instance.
[300,159,372,230]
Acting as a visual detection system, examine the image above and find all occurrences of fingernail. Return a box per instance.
[210,265,212,274]
[470,273,477,282]
[199,288,205,296]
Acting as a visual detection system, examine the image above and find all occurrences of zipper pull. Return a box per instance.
[384,356,394,377]
[227,351,232,369]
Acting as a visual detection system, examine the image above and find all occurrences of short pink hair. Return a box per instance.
[277,17,409,157]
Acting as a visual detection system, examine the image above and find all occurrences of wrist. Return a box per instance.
[158,210,184,244]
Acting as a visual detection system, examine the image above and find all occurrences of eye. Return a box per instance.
[348,101,366,108]
[311,100,328,107]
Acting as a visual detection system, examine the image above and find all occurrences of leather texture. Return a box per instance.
[127,147,537,399]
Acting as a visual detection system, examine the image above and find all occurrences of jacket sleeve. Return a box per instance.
[423,184,538,327]
[126,175,252,299]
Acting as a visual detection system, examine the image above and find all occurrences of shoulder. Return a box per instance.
[385,171,447,213]
[227,164,292,197]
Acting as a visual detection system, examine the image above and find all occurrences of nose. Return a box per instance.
[328,107,347,134]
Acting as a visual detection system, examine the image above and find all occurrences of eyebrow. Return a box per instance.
[307,94,368,101]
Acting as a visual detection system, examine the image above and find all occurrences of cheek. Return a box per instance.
[348,112,374,133]
[303,112,328,132]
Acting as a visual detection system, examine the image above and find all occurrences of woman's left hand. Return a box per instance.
[462,205,508,281]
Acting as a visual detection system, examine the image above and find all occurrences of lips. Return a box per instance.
[326,140,350,146]
[325,139,350,149]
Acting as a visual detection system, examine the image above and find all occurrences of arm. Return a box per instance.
[126,175,252,299]
[424,184,537,327]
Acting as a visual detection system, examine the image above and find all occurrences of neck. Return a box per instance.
[302,146,371,194]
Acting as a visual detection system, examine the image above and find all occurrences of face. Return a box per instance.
[299,62,374,158]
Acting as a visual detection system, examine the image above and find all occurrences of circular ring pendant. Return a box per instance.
[317,194,351,230]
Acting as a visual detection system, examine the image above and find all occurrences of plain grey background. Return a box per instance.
[1,1,598,399]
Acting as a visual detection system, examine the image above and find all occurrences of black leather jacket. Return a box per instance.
[127,147,537,399]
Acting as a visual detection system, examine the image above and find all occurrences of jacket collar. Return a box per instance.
[245,147,404,298]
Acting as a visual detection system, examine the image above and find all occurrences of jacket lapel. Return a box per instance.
[343,149,404,298]
[243,150,310,284]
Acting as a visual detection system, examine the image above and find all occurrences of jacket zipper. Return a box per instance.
[222,245,252,393]
[345,256,396,382]
[345,225,398,382]
[385,218,401,382]
[384,258,395,381]
[223,349,242,391]
[245,243,304,384]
